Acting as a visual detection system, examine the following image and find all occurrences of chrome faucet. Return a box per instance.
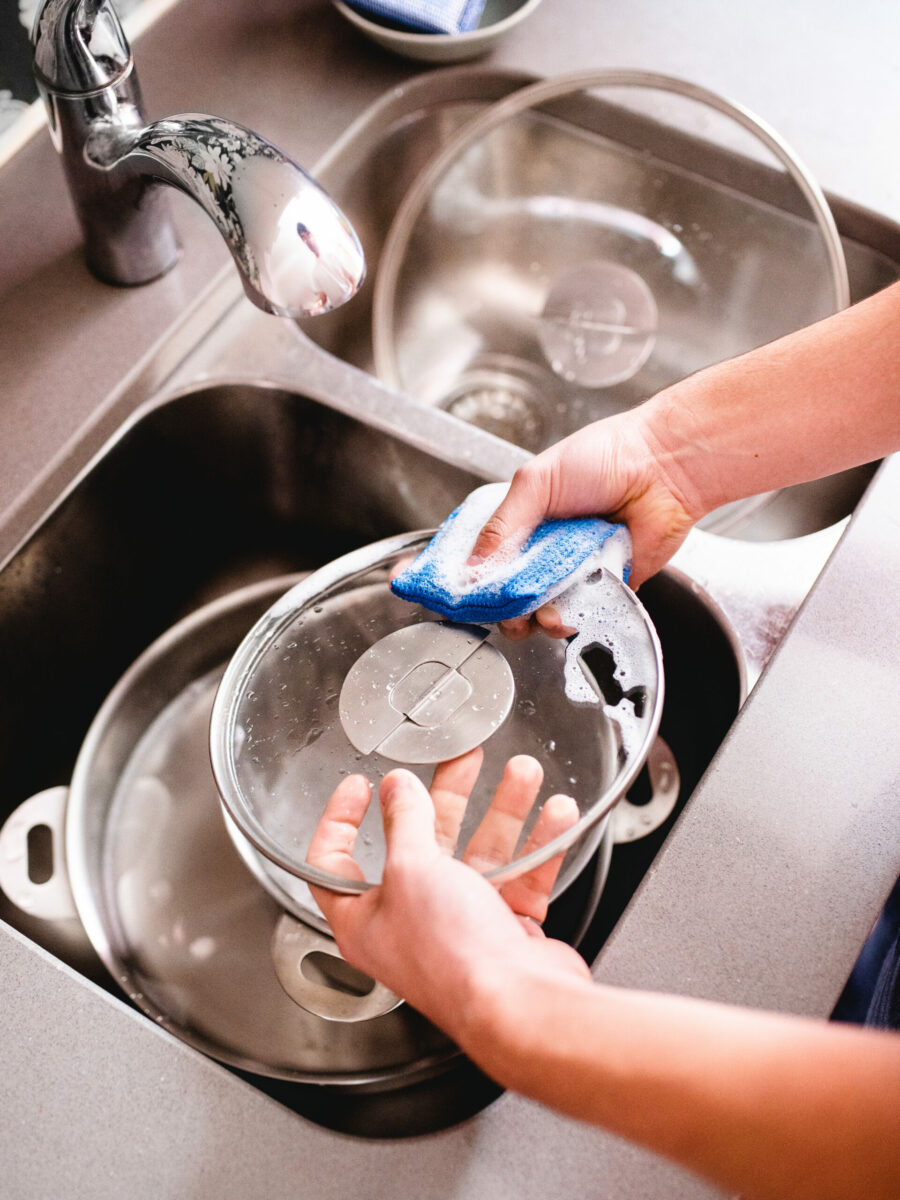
[31,0,365,317]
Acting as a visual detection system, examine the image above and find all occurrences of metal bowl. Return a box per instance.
[0,571,614,1091]
[331,0,545,64]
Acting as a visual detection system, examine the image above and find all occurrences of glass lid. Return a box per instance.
[210,531,663,897]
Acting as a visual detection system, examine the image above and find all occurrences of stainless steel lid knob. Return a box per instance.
[339,621,515,764]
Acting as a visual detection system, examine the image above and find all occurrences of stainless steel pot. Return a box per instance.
[0,572,626,1089]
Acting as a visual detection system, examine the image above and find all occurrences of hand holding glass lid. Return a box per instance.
[307,747,587,1003]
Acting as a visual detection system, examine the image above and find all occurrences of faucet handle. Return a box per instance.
[33,0,131,93]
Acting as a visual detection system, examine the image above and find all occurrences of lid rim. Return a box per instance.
[209,530,664,896]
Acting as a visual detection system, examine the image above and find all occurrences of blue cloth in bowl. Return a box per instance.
[391,482,631,624]
[344,0,487,34]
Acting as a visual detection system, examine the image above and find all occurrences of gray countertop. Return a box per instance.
[1,1,899,1196]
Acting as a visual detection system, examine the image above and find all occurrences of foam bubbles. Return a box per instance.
[396,482,652,759]
[552,527,646,758]
[428,483,645,754]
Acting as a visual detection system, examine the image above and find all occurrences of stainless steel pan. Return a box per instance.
[0,573,621,1088]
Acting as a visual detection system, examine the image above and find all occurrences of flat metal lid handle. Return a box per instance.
[0,787,78,922]
[271,914,402,1023]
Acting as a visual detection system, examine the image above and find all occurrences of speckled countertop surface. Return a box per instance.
[1,2,899,1196]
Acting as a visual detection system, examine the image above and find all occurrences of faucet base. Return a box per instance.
[81,180,181,287]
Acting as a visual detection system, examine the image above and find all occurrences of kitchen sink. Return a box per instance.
[1,65,899,1141]
[0,368,741,1135]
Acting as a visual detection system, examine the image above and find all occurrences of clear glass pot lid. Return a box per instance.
[210,532,663,896]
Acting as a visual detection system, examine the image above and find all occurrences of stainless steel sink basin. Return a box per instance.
[0,373,741,1136]
[300,68,900,542]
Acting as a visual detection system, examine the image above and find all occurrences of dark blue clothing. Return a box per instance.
[832,873,900,1030]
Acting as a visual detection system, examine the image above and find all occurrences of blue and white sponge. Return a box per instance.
[390,482,632,624]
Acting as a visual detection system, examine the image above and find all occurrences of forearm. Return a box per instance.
[459,967,900,1200]
[642,281,900,520]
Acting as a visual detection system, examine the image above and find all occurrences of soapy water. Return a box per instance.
[554,569,649,761]
[418,481,649,758]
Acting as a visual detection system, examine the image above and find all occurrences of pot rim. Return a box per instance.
[57,571,613,1088]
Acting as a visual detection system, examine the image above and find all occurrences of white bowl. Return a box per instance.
[332,0,544,63]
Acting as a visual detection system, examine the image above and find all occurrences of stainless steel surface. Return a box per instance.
[536,260,659,389]
[2,0,900,1192]
[209,534,618,896]
[339,620,516,762]
[0,554,615,1098]
[0,786,77,921]
[31,0,365,314]
[55,575,461,1087]
[221,804,333,937]
[611,736,680,845]
[372,69,849,455]
[0,361,742,1121]
[0,41,892,1142]
[32,0,132,92]
[210,528,663,897]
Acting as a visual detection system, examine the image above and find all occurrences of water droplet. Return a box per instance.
[189,936,216,961]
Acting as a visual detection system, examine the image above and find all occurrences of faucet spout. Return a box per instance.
[32,0,365,318]
[86,114,365,317]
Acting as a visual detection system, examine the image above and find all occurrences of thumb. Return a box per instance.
[380,770,438,859]
[469,462,553,563]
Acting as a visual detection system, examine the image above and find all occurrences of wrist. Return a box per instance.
[634,379,723,524]
[453,950,598,1090]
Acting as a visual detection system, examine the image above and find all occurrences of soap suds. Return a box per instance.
[553,556,648,759]
[395,482,648,756]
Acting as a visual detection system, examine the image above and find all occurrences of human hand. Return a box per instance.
[469,406,704,638]
[306,749,591,1042]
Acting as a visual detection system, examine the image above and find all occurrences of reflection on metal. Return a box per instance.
[271,914,402,1022]
[370,69,848,481]
[611,736,680,844]
[0,787,76,921]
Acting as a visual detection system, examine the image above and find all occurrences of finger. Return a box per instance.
[468,461,552,564]
[388,555,415,583]
[498,614,536,641]
[430,748,483,854]
[463,755,543,873]
[518,914,547,939]
[534,604,577,638]
[305,774,371,884]
[380,769,439,863]
[501,793,579,922]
